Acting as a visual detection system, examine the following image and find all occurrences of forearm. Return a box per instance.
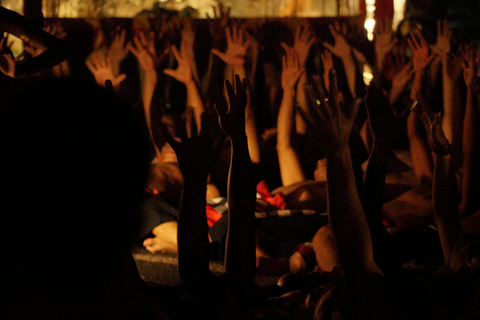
[142,70,157,134]
[224,134,257,290]
[185,80,205,124]
[410,69,426,101]
[433,154,462,264]
[276,89,306,186]
[326,147,378,275]
[441,59,454,143]
[363,138,392,216]
[341,53,358,99]
[388,82,406,106]
[295,73,308,135]
[245,100,261,164]
[407,114,433,183]
[201,53,225,106]
[460,86,480,216]
[177,181,212,286]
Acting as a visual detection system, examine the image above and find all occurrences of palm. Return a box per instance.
[216,76,247,137]
[212,26,249,67]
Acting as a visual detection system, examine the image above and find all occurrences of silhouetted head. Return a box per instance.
[0,78,150,286]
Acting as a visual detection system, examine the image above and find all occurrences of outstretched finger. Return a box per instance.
[170,45,181,62]
[226,27,232,44]
[85,59,96,73]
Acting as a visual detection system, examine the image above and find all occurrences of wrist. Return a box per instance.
[340,51,354,62]
[324,144,350,160]
[282,88,296,96]
[144,69,158,78]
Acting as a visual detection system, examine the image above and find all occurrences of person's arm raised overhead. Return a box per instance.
[323,21,359,99]
[160,108,224,310]
[459,47,480,217]
[415,103,462,266]
[211,22,260,165]
[107,26,131,77]
[130,31,164,156]
[201,3,230,106]
[407,29,436,184]
[215,75,257,298]
[276,45,306,186]
[388,52,414,106]
[292,23,316,135]
[164,31,205,126]
[372,18,397,85]
[364,84,409,276]
[302,70,399,320]
[302,71,371,274]
[211,24,250,79]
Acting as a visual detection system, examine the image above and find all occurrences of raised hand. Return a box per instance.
[374,18,397,67]
[408,29,435,73]
[366,84,410,142]
[211,25,249,67]
[108,26,131,72]
[160,109,222,183]
[321,49,334,91]
[461,44,478,86]
[323,21,352,59]
[206,2,230,48]
[293,23,315,67]
[301,70,362,155]
[163,39,195,85]
[391,51,414,83]
[215,75,248,138]
[129,31,159,73]
[431,19,452,58]
[86,51,126,88]
[280,45,305,90]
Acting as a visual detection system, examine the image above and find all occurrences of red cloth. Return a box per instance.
[256,180,286,210]
[206,204,223,227]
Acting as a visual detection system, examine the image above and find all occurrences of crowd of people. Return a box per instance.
[1,2,480,319]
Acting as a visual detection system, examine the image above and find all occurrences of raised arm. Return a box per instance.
[130,32,161,153]
[201,3,230,107]
[302,71,374,273]
[160,109,221,310]
[459,48,480,217]
[415,103,462,265]
[372,18,397,85]
[388,53,414,106]
[364,84,409,276]
[164,30,205,125]
[304,71,398,320]
[323,21,359,99]
[212,24,261,165]
[215,75,257,298]
[407,29,436,184]
[292,23,316,135]
[276,45,306,186]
